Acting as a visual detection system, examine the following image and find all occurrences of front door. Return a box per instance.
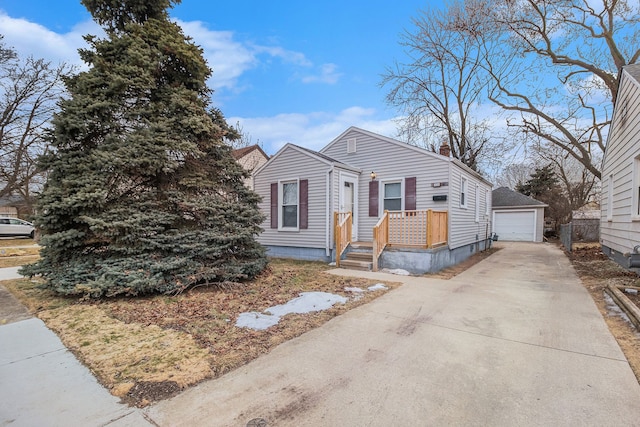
[339,172,358,240]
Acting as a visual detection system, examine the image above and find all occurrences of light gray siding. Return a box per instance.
[601,67,640,254]
[448,165,493,249]
[254,145,331,251]
[321,128,452,241]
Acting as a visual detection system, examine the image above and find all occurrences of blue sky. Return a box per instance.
[0,0,441,154]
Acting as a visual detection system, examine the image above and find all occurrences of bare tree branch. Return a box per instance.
[0,40,71,211]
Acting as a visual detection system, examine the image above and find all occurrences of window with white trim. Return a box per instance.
[460,177,467,208]
[485,188,490,216]
[383,181,402,211]
[475,184,480,222]
[280,180,299,229]
[633,157,640,219]
[607,173,613,221]
[347,138,357,153]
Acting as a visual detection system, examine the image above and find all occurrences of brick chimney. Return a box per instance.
[439,140,451,157]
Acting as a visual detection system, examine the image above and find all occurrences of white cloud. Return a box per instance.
[229,106,399,154]
[252,45,312,67]
[177,20,258,91]
[0,12,313,94]
[0,11,100,68]
[301,63,342,84]
[178,19,316,92]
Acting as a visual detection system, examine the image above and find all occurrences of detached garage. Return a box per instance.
[492,187,547,242]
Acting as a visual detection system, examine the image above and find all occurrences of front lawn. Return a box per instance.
[3,259,398,406]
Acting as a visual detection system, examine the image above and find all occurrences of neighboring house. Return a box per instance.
[232,144,269,189]
[0,195,22,218]
[571,208,600,242]
[600,64,640,268]
[491,187,547,242]
[253,127,493,273]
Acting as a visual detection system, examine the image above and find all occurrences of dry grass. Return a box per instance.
[0,255,39,268]
[4,259,399,406]
[0,239,40,268]
[0,238,35,247]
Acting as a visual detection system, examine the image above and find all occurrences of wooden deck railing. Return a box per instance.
[334,211,352,267]
[373,209,448,271]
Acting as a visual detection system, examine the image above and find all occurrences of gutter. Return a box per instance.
[325,166,334,258]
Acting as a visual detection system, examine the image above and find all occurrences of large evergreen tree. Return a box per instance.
[516,164,570,231]
[22,0,267,297]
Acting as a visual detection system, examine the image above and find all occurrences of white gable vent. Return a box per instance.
[346,138,357,153]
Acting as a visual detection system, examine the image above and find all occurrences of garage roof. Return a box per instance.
[492,187,548,208]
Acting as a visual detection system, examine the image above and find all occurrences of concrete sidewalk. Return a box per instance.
[145,242,640,426]
[0,267,149,426]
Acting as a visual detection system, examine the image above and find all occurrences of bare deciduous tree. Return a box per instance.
[462,0,639,179]
[382,5,503,172]
[0,39,70,212]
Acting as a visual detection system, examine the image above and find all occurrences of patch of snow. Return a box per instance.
[235,312,280,331]
[625,288,639,295]
[368,283,388,291]
[381,268,410,276]
[236,292,348,331]
[266,292,347,317]
[603,293,632,324]
[345,286,364,293]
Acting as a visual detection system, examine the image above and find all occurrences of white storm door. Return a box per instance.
[339,172,358,240]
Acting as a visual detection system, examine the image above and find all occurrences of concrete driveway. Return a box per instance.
[145,242,640,426]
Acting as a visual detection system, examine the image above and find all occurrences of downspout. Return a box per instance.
[325,166,334,258]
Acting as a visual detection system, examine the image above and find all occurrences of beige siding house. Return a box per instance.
[601,64,640,268]
[253,127,493,273]
[232,145,269,189]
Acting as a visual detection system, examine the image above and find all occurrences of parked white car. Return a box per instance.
[0,217,35,239]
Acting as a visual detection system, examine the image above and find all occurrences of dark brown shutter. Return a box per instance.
[300,179,308,229]
[369,180,379,217]
[270,183,278,228]
[405,177,416,210]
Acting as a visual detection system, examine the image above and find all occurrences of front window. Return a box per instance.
[460,177,467,208]
[281,181,298,228]
[384,182,402,211]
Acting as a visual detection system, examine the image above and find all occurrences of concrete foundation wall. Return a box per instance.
[379,239,492,274]
[265,239,493,274]
[264,245,332,262]
[601,244,640,274]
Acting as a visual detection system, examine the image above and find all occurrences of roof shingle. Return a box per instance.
[492,187,547,207]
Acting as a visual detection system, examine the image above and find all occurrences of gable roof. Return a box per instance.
[320,126,492,186]
[624,63,640,84]
[253,143,361,177]
[492,187,548,208]
[232,144,269,161]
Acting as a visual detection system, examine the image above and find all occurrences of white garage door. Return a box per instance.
[494,211,535,242]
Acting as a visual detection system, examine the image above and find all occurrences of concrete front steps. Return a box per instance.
[338,242,373,271]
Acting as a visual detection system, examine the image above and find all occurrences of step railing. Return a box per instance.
[372,211,389,271]
[334,211,352,267]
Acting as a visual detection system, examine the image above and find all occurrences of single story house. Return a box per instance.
[253,127,493,273]
[492,187,547,242]
[600,63,640,269]
[232,144,269,189]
